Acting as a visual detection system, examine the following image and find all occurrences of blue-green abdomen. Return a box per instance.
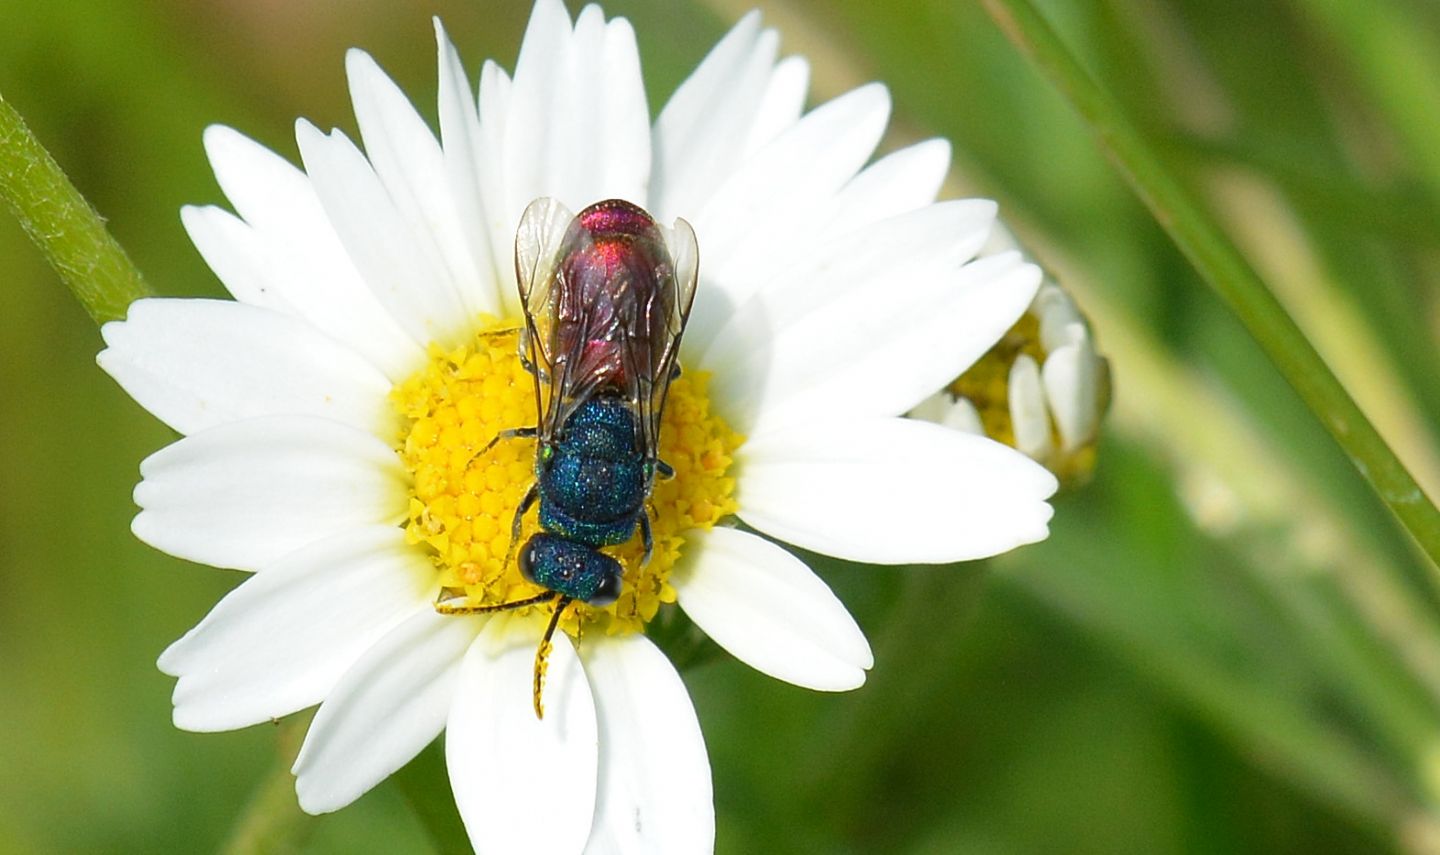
[537,398,646,547]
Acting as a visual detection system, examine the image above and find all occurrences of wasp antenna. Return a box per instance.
[532,595,572,719]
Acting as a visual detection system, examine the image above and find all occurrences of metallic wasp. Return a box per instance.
[437,197,699,717]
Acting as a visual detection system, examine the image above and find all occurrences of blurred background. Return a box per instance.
[4,0,1440,852]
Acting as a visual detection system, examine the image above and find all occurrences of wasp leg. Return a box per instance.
[639,509,654,567]
[504,482,540,571]
[474,426,539,461]
[655,459,675,480]
[434,589,555,615]
[670,362,682,380]
[533,595,571,719]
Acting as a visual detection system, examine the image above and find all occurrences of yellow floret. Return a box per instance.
[391,320,742,638]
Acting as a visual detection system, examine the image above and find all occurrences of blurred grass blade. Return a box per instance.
[981,0,1440,588]
[999,553,1422,833]
[0,90,151,324]
[1292,0,1440,202]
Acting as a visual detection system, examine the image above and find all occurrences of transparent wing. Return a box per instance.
[625,216,699,462]
[515,197,577,440]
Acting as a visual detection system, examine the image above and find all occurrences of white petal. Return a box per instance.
[820,139,951,234]
[594,13,652,201]
[650,12,785,223]
[294,608,483,813]
[158,526,433,732]
[180,204,297,316]
[98,298,396,437]
[1043,337,1102,452]
[744,55,810,157]
[347,48,498,320]
[132,416,408,570]
[435,19,503,305]
[1035,283,1085,353]
[1009,354,1054,461]
[909,392,986,436]
[198,126,423,379]
[582,635,713,855]
[502,0,650,222]
[295,120,471,348]
[702,198,994,365]
[737,418,1058,563]
[941,396,986,435]
[501,0,578,214]
[704,223,1041,435]
[684,84,892,355]
[448,614,597,855]
[674,527,871,691]
[477,59,518,313]
[982,220,1021,255]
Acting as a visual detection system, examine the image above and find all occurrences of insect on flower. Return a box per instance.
[436,197,699,718]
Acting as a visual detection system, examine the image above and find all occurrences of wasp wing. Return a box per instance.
[515,197,578,441]
[621,216,698,462]
[517,197,642,439]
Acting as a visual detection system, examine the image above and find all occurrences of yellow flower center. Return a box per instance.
[389,319,742,637]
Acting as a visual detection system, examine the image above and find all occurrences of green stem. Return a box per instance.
[0,90,151,323]
[981,0,1440,588]
[219,720,316,855]
[392,739,472,855]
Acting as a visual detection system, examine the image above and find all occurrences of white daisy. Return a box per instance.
[98,2,1057,852]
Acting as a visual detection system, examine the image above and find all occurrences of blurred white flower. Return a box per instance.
[912,227,1111,486]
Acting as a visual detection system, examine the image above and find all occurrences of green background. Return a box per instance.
[3,0,1439,852]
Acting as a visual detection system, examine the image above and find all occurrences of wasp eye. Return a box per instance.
[588,571,622,608]
[518,539,539,584]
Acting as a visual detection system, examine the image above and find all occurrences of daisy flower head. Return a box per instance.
[912,225,1112,487]
[99,1,1058,852]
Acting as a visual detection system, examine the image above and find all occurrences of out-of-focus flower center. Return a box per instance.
[390,319,742,637]
[938,284,1111,488]
[949,313,1045,449]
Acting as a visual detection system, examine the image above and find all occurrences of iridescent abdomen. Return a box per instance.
[538,398,646,547]
[554,199,673,389]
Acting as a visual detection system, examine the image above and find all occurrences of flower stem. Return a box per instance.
[981,0,1440,590]
[392,739,472,855]
[0,90,151,324]
[219,720,315,855]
